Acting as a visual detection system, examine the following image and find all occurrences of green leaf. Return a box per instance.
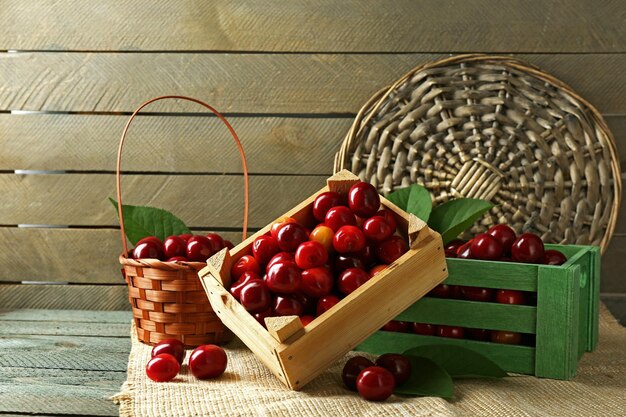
[427,198,494,244]
[386,186,412,211]
[394,356,454,400]
[406,184,432,222]
[403,345,507,379]
[109,198,191,245]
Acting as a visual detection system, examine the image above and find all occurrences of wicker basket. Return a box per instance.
[335,54,621,253]
[116,95,249,347]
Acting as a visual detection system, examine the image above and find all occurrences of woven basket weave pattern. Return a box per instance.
[335,55,621,251]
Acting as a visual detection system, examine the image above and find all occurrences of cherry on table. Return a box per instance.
[295,241,328,269]
[436,325,464,339]
[300,266,333,298]
[189,345,227,379]
[151,338,185,365]
[316,295,340,316]
[231,255,261,280]
[348,182,381,218]
[252,235,281,265]
[470,233,503,261]
[342,356,375,391]
[356,366,395,401]
[240,280,271,313]
[491,330,522,345]
[338,267,370,295]
[186,236,214,262]
[266,261,302,294]
[511,233,545,263]
[266,251,295,273]
[325,206,357,232]
[362,216,394,243]
[376,236,408,264]
[411,322,436,335]
[543,249,567,265]
[146,353,180,382]
[375,353,412,385]
[495,289,526,305]
[313,191,343,222]
[229,271,262,301]
[272,295,304,316]
[333,225,366,254]
[487,224,517,254]
[134,240,165,260]
[276,223,309,252]
[164,235,187,258]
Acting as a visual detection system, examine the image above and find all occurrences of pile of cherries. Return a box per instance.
[342,353,411,401]
[228,181,409,327]
[130,233,233,262]
[145,338,227,382]
[382,224,568,346]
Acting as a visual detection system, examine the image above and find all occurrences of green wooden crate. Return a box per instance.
[356,244,600,380]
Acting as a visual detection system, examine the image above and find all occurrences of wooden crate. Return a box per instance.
[198,170,448,390]
[357,244,600,380]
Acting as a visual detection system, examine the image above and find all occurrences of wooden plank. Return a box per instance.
[602,235,626,294]
[0,309,130,323]
[0,367,123,416]
[0,284,130,310]
[0,334,130,371]
[1,1,624,53]
[1,53,625,114]
[0,114,343,174]
[0,320,129,337]
[0,228,242,283]
[601,293,626,326]
[0,173,325,227]
[607,116,626,170]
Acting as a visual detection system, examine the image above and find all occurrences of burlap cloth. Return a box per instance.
[113,305,626,416]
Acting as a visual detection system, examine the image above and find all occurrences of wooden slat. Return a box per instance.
[0,173,325,226]
[0,114,343,174]
[0,284,130,310]
[0,320,129,337]
[0,367,123,416]
[607,116,626,169]
[1,1,624,53]
[1,53,625,114]
[602,235,626,294]
[0,309,131,323]
[0,228,241,283]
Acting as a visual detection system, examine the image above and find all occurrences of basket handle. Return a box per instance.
[116,95,249,258]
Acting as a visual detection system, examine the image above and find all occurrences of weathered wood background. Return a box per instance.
[0,0,624,318]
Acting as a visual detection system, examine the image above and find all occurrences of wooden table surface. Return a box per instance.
[0,309,130,416]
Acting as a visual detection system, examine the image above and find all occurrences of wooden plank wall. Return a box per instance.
[0,0,624,310]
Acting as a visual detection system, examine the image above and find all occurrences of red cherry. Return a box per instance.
[511,233,545,264]
[316,295,340,316]
[137,236,163,246]
[335,255,364,274]
[355,242,377,267]
[231,255,261,280]
[229,271,262,301]
[313,191,343,222]
[166,256,188,262]
[491,331,522,345]
[436,325,464,339]
[266,251,295,273]
[369,264,388,277]
[189,345,227,379]
[252,235,280,265]
[356,366,395,401]
[544,249,567,265]
[300,266,333,298]
[146,353,180,382]
[456,240,473,259]
[276,223,309,252]
[133,240,165,260]
[465,328,491,341]
[270,217,297,239]
[362,216,394,243]
[444,239,466,257]
[333,225,366,254]
[428,284,452,298]
[460,286,495,302]
[253,308,273,328]
[309,225,334,252]
[325,206,357,232]
[470,233,503,261]
[411,322,436,335]
[205,233,225,253]
[376,236,408,264]
[239,280,271,313]
[224,240,234,250]
[349,182,381,218]
[178,234,193,242]
[376,353,412,385]
[375,209,397,231]
[342,356,375,391]
[266,261,302,294]
[151,338,185,365]
[163,236,187,258]
[382,320,410,333]
[495,289,526,305]
[295,241,328,269]
[186,236,214,262]
[300,315,315,327]
[272,295,304,316]
[487,224,516,255]
[338,268,370,295]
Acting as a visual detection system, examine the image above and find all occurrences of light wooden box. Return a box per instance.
[198,170,448,390]
[357,244,600,380]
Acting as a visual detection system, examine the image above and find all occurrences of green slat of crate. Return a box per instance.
[589,246,600,351]
[535,266,580,379]
[357,331,535,375]
[396,298,537,334]
[444,259,538,291]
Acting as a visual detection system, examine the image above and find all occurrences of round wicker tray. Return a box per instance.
[335,54,621,253]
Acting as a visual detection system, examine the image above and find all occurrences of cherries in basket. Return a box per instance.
[130,233,233,262]
[228,181,409,327]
